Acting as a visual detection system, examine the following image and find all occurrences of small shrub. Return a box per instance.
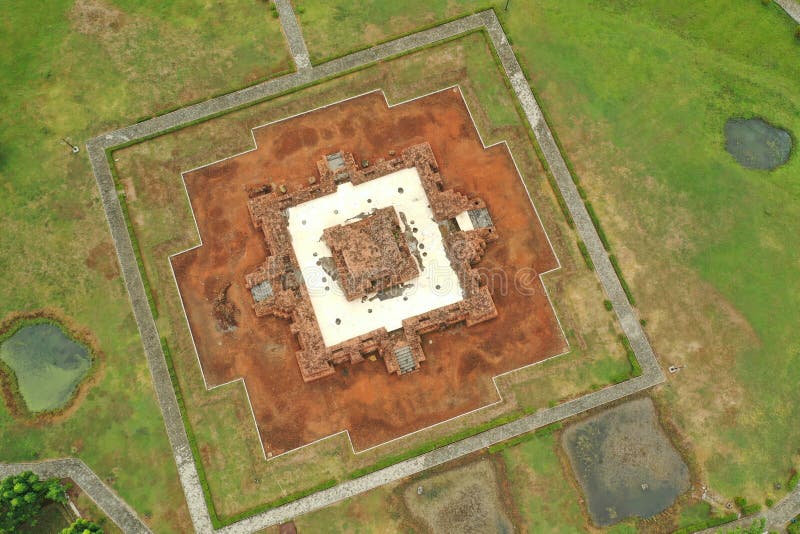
[741,502,761,515]
[787,514,800,534]
[765,497,774,507]
[673,512,738,534]
[585,202,611,251]
[640,318,647,326]
[577,240,594,270]
[795,25,800,40]
[610,254,636,305]
[789,469,799,489]
[604,299,613,311]
[761,0,771,5]
[620,334,642,377]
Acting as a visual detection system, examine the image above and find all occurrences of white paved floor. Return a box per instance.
[288,167,462,346]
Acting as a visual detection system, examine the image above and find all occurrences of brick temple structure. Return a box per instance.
[323,207,419,301]
[245,142,499,382]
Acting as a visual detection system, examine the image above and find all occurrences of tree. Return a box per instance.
[0,471,68,533]
[61,518,103,534]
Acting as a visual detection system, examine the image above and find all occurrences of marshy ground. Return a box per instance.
[562,397,690,526]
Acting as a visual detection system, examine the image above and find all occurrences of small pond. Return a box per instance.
[562,397,690,526]
[724,117,792,170]
[0,323,92,412]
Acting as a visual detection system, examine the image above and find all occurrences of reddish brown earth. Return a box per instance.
[171,88,566,455]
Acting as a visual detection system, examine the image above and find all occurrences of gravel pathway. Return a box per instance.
[273,0,311,70]
[696,485,800,533]
[776,0,800,23]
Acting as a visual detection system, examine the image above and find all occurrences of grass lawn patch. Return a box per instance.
[499,431,586,533]
[295,0,501,63]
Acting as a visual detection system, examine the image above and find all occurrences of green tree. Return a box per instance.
[61,518,104,534]
[0,471,67,533]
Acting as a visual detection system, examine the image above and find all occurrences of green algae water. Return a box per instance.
[0,323,91,412]
[724,118,792,170]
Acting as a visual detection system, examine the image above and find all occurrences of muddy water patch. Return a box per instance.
[0,322,92,412]
[725,118,792,170]
[403,460,513,534]
[562,397,689,526]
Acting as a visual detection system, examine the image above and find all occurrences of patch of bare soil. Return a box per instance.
[85,241,119,280]
[70,0,125,36]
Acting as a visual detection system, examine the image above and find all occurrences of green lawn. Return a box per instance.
[499,433,587,533]
[295,0,502,62]
[0,1,290,531]
[292,484,403,533]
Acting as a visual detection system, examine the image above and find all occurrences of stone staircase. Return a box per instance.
[393,345,416,374]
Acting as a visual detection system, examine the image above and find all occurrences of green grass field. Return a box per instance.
[296,0,800,506]
[499,433,586,533]
[295,0,502,62]
[0,1,290,531]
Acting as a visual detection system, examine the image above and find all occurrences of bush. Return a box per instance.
[609,254,636,305]
[761,0,772,5]
[673,512,738,534]
[787,514,800,534]
[0,472,67,532]
[788,469,799,489]
[741,503,761,515]
[577,240,594,270]
[604,299,613,311]
[585,202,612,251]
[795,25,800,40]
[61,518,103,534]
[620,334,642,377]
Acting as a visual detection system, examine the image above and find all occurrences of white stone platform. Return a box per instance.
[286,167,463,346]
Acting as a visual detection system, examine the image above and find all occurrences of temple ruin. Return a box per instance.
[245,142,499,382]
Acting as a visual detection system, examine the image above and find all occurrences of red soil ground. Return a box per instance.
[171,88,566,455]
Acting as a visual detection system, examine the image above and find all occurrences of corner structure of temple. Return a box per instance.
[245,142,499,382]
